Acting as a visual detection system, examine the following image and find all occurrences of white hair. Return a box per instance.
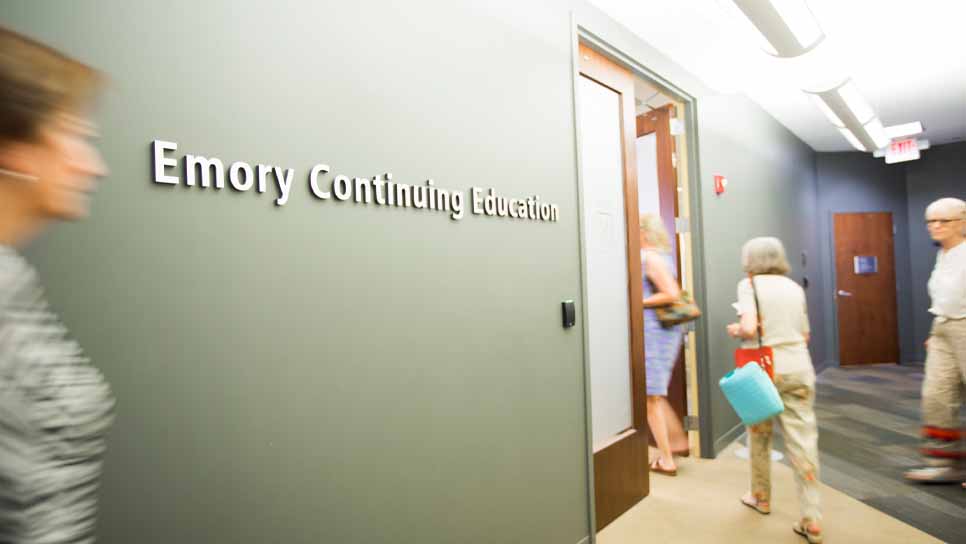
[926,198,966,235]
[741,237,791,275]
[926,197,966,219]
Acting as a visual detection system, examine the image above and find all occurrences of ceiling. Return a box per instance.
[589,0,966,152]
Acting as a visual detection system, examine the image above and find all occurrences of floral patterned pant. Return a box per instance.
[920,318,966,464]
[748,369,821,521]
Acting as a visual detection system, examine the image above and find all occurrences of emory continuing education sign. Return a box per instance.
[151,140,560,223]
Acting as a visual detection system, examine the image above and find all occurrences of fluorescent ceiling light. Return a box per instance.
[751,26,780,56]
[719,0,779,55]
[768,0,823,49]
[731,0,824,57]
[809,94,844,127]
[838,127,867,152]
[884,121,924,139]
[837,81,875,125]
[863,118,889,150]
[788,36,848,93]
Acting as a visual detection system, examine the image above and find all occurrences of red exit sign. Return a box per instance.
[885,138,920,164]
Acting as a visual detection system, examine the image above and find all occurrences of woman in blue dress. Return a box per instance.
[640,213,687,475]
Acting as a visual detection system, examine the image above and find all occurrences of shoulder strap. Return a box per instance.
[749,274,764,349]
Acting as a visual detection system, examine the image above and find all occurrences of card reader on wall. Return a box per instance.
[562,300,576,328]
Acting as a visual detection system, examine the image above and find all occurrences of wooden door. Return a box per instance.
[577,43,648,531]
[833,212,900,365]
[637,105,688,447]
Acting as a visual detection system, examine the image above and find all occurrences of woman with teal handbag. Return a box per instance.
[726,237,824,544]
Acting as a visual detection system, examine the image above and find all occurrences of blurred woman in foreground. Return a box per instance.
[0,27,114,542]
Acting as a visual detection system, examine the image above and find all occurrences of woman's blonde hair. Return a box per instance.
[0,26,102,145]
[639,213,671,252]
[741,237,791,275]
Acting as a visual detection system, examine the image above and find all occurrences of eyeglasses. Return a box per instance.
[925,218,962,226]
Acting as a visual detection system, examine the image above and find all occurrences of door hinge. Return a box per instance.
[675,216,690,234]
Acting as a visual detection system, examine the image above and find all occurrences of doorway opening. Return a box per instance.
[574,38,705,533]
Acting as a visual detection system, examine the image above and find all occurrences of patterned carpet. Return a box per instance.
[806,364,966,543]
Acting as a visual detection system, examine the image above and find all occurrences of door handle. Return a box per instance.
[837,290,853,297]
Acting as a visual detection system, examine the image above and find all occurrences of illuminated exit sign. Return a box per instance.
[885,138,920,164]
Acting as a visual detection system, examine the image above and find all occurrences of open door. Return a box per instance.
[577,43,648,531]
[637,104,690,452]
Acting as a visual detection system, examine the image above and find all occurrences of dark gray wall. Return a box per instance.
[6,1,592,543]
[905,142,966,361]
[697,96,824,452]
[815,153,916,365]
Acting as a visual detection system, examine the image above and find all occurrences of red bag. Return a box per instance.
[735,346,774,380]
[733,275,775,380]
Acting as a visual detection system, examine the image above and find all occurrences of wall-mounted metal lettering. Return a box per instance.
[151,140,559,223]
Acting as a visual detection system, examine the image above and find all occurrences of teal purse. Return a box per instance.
[719,363,784,425]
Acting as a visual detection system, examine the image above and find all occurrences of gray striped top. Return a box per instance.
[0,246,115,543]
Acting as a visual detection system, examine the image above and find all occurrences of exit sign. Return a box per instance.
[885,138,920,164]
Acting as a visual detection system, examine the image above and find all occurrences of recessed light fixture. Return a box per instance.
[732,0,825,57]
[838,127,867,152]
[807,81,884,151]
[809,94,844,127]
[728,1,891,154]
[863,118,890,150]
[769,0,824,50]
[837,81,875,125]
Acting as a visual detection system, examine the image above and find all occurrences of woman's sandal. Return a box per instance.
[740,493,770,515]
[649,458,677,476]
[792,520,824,543]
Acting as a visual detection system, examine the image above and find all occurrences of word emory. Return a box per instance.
[151,140,559,223]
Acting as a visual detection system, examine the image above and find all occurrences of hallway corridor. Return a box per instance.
[597,442,937,543]
[814,364,966,543]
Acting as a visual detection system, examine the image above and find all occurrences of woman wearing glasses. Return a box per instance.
[904,197,966,486]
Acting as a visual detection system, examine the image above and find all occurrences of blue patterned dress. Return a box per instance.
[642,249,685,396]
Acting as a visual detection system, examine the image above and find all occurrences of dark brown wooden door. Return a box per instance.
[637,105,688,448]
[578,42,648,532]
[833,212,900,365]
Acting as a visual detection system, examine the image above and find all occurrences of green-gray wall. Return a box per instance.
[6,1,590,542]
[3,0,833,540]
[696,95,824,452]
